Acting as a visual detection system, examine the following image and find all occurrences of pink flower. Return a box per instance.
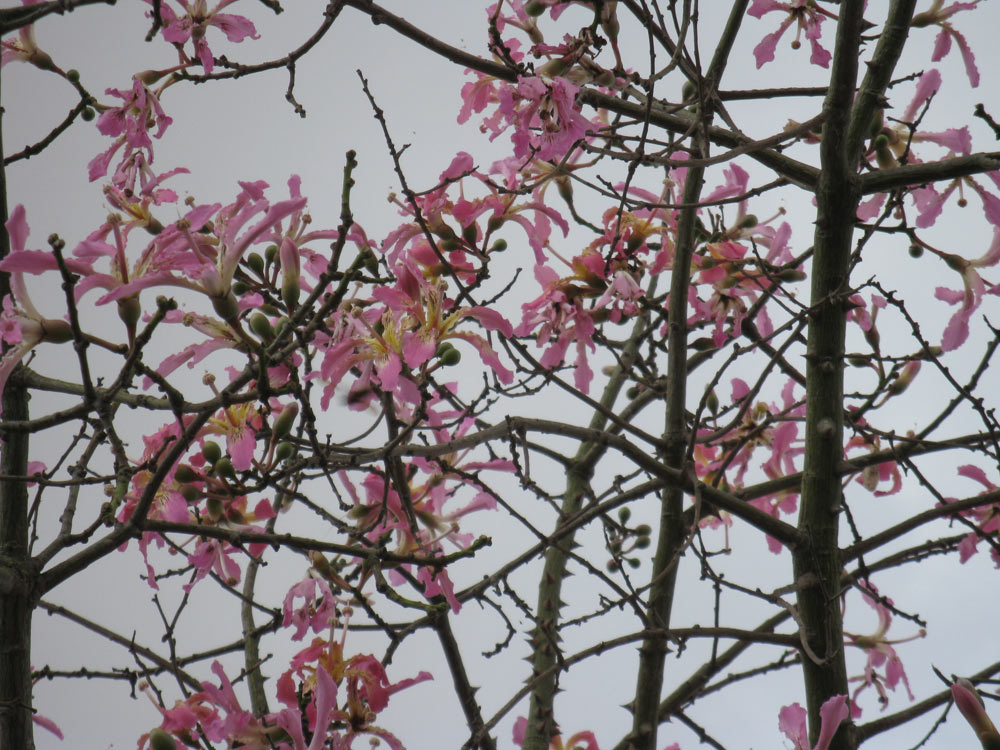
[0,205,81,412]
[148,0,259,74]
[912,1,981,87]
[845,587,924,714]
[283,572,338,641]
[498,75,596,163]
[934,229,1000,351]
[1,1,63,74]
[778,695,849,750]
[944,464,1000,566]
[748,0,833,69]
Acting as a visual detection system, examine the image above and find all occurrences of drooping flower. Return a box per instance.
[911,0,981,87]
[845,586,924,714]
[747,0,834,69]
[933,228,1000,351]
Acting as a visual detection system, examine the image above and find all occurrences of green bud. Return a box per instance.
[362,250,378,275]
[250,312,274,341]
[275,441,296,462]
[66,69,80,83]
[739,214,759,229]
[487,216,504,233]
[247,252,265,275]
[214,457,235,479]
[201,441,222,465]
[271,403,299,441]
[273,317,290,340]
[232,280,249,296]
[260,303,280,317]
[282,277,300,311]
[439,347,462,366]
[777,268,807,282]
[848,356,870,367]
[462,223,479,245]
[211,292,240,322]
[81,107,96,122]
[174,465,200,483]
[490,238,508,253]
[706,389,719,416]
[435,341,456,357]
[265,244,279,266]
[690,337,716,352]
[634,536,651,549]
[944,253,966,272]
[149,729,178,750]
[634,524,652,537]
[627,557,641,569]
[205,498,224,521]
[617,506,631,523]
[179,484,201,503]
[606,559,620,572]
[525,0,546,16]
[440,237,460,252]
[908,244,924,259]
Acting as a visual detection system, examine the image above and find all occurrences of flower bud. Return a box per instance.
[174,465,200,483]
[265,244,279,266]
[211,292,240,322]
[439,347,462,366]
[274,441,296,462]
[214,457,236,479]
[490,238,508,253]
[246,252,265,276]
[617,506,631,523]
[40,319,73,344]
[874,134,898,169]
[81,107,96,122]
[908,244,924,258]
[149,729,178,750]
[66,69,80,83]
[271,403,299,441]
[201,441,222,465]
[952,679,1000,749]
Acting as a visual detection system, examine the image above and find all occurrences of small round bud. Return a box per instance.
[462,223,479,245]
[271,403,299,441]
[634,536,651,549]
[149,728,178,750]
[435,341,455,358]
[627,557,641,569]
[908,244,924,259]
[265,244,279,265]
[81,107,96,122]
[201,441,222,465]
[739,214,759,229]
[439,348,462,366]
[490,238,508,253]
[174,465,199,483]
[214,457,236,479]
[249,312,274,341]
[179,484,200,503]
[617,507,631,523]
[232,280,249,296]
[66,69,80,83]
[246,252,265,275]
[626,386,641,400]
[275,441,296,462]
[525,0,546,16]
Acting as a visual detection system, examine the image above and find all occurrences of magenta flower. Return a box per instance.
[283,572,338,641]
[748,0,834,69]
[778,695,850,750]
[934,228,1000,351]
[149,0,259,74]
